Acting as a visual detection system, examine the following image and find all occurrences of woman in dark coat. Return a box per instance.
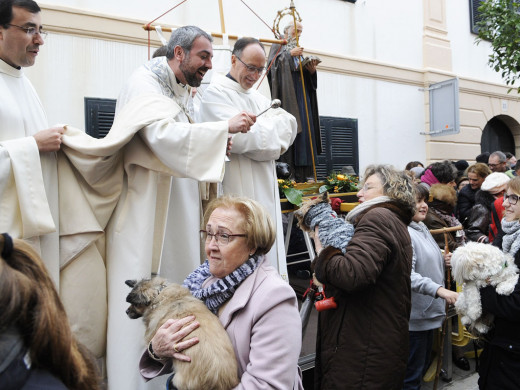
[457,163,491,227]
[312,165,415,390]
[479,177,520,390]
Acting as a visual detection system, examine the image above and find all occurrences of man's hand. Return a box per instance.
[443,252,452,268]
[228,111,255,134]
[226,136,233,156]
[33,126,65,152]
[290,46,304,57]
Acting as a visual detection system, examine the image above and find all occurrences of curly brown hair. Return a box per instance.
[363,165,416,211]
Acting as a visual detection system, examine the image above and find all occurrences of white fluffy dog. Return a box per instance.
[451,242,519,334]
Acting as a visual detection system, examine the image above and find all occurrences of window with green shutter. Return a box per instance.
[84,97,116,139]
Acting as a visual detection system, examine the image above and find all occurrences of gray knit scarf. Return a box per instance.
[304,202,354,254]
[501,218,520,257]
[183,256,260,314]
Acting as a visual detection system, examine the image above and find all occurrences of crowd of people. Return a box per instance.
[401,154,520,389]
[1,0,520,389]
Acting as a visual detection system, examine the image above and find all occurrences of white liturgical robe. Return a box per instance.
[198,73,297,279]
[0,59,60,285]
[57,57,229,390]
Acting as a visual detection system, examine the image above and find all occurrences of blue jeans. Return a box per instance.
[403,329,434,390]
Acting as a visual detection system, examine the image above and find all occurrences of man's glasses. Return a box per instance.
[488,162,505,169]
[7,24,47,39]
[235,56,265,75]
[200,230,247,245]
[504,193,519,205]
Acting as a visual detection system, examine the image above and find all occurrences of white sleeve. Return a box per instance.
[0,137,55,238]
[199,87,297,162]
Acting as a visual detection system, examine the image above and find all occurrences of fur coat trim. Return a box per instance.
[429,183,457,207]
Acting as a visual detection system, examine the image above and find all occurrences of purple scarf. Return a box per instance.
[421,168,440,187]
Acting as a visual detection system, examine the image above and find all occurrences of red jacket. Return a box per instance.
[489,196,505,243]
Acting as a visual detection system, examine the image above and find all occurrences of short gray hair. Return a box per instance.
[166,25,213,60]
[489,151,507,163]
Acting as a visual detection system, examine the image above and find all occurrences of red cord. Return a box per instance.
[256,42,283,90]
[145,0,190,59]
[239,0,275,35]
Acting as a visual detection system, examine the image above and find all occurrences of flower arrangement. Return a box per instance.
[278,178,303,206]
[319,171,359,194]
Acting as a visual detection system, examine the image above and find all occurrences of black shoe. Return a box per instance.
[453,356,470,371]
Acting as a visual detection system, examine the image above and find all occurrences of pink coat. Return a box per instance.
[140,257,303,389]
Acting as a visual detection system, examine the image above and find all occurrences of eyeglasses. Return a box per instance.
[200,230,247,245]
[235,56,265,75]
[504,193,519,205]
[488,162,505,169]
[7,24,47,39]
[360,184,380,192]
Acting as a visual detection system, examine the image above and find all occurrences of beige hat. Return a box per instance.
[481,172,510,194]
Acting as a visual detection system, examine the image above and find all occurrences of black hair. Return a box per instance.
[232,37,264,57]
[405,161,424,171]
[427,160,457,184]
[414,183,430,202]
[475,152,490,164]
[0,0,40,27]
[152,45,168,58]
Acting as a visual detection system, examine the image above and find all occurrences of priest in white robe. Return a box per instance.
[197,38,297,279]
[59,27,255,390]
[0,1,64,286]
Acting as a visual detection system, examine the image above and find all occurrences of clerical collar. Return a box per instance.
[226,73,238,83]
[0,58,23,77]
[0,56,21,70]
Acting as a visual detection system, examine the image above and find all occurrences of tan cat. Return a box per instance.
[125,277,239,390]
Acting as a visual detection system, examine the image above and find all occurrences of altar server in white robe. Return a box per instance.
[198,37,297,279]
[0,0,64,285]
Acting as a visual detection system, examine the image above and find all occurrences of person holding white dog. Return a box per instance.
[139,196,303,390]
[404,184,458,390]
[478,176,520,390]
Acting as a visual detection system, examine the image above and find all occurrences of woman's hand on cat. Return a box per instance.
[150,315,200,362]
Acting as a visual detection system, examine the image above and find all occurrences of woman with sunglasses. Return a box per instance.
[478,176,520,390]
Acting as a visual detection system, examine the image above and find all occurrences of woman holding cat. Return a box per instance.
[312,165,415,389]
[140,195,303,389]
[478,176,520,390]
